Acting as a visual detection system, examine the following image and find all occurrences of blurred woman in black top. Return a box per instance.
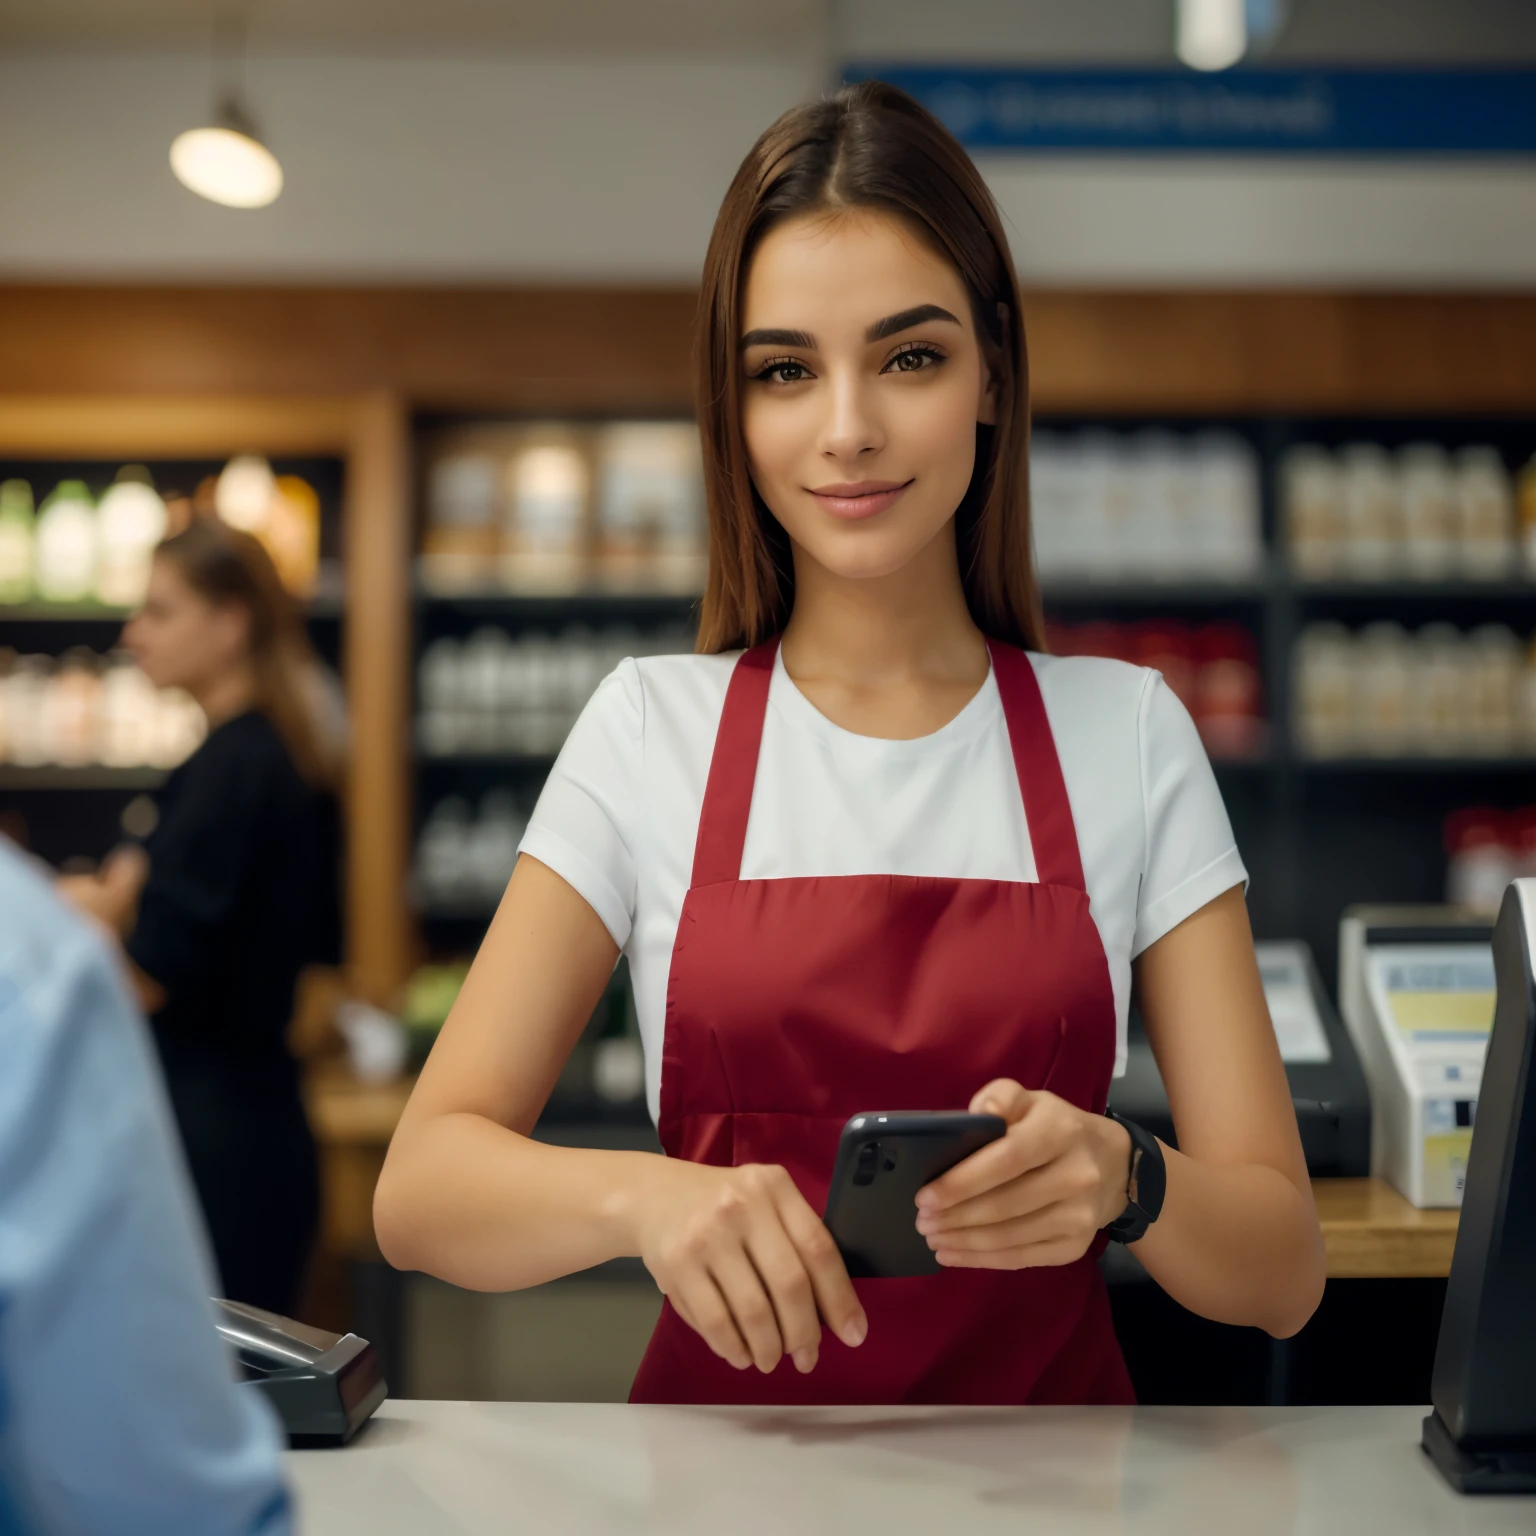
[64,519,342,1315]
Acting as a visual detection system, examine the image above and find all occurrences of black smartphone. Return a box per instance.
[822,1111,1007,1278]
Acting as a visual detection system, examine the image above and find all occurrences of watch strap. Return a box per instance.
[1103,1108,1166,1244]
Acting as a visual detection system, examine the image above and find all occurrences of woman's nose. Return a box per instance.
[818,372,884,462]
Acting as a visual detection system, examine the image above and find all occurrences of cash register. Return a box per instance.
[1420,879,1536,1493]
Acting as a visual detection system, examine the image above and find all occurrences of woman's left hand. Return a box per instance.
[56,845,148,939]
[913,1078,1133,1269]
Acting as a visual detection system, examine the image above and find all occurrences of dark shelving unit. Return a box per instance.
[1040,410,1536,997]
[0,453,348,867]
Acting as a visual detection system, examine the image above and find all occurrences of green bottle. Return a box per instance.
[0,479,35,604]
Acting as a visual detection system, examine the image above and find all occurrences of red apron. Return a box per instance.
[629,636,1134,1406]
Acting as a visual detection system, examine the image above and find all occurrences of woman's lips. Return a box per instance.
[808,479,913,521]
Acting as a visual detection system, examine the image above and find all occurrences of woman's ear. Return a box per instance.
[977,364,999,427]
[976,300,1007,427]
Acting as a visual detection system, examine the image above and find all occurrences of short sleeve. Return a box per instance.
[518,660,644,949]
[1132,672,1249,957]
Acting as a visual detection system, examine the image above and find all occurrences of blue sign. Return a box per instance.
[841,66,1536,155]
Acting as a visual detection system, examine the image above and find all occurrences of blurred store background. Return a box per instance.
[2,0,1535,1408]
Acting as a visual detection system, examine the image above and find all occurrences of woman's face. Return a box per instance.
[123,555,249,693]
[739,207,996,584]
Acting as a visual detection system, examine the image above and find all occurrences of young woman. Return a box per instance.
[375,81,1325,1404]
[60,519,342,1316]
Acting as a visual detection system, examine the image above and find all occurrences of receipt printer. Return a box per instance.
[1339,906,1494,1207]
[1110,939,1370,1176]
[215,1299,387,1446]
[1421,879,1536,1493]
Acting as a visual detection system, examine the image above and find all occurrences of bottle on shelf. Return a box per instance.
[1519,452,1536,578]
[1294,620,1536,760]
[1453,446,1515,579]
[1339,442,1401,580]
[41,648,104,768]
[0,653,49,766]
[1398,443,1456,580]
[423,451,501,594]
[1444,808,1516,913]
[504,437,589,593]
[0,479,35,604]
[34,480,98,604]
[95,467,167,608]
[596,422,707,594]
[1281,444,1342,580]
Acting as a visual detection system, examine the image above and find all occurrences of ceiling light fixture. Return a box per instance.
[1176,0,1248,72]
[170,14,283,209]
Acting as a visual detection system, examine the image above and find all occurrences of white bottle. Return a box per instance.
[1466,624,1520,757]
[1454,447,1515,579]
[1339,444,1401,581]
[1416,625,1471,756]
[1398,443,1456,581]
[1191,431,1262,579]
[34,481,97,604]
[0,480,35,604]
[1281,445,1342,581]
[1292,623,1355,758]
[99,653,159,767]
[3,655,51,766]
[95,468,167,608]
[1356,623,1413,758]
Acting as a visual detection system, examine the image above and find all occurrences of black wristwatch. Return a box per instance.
[1102,1108,1166,1244]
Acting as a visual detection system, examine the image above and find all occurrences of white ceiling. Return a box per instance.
[0,0,823,55]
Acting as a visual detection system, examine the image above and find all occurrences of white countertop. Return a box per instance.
[289,1399,1535,1535]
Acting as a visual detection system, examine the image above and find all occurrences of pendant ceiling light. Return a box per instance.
[1176,0,1248,72]
[170,14,283,209]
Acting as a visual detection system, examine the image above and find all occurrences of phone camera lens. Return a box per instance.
[854,1140,880,1186]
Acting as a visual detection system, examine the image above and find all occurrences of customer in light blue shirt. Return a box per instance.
[0,840,293,1534]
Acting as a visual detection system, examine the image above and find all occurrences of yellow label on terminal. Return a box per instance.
[1387,990,1494,1040]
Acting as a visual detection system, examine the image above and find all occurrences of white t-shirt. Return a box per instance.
[520,648,1248,1126]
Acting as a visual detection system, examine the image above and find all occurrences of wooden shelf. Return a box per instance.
[1292,578,1536,599]
[1043,574,1272,603]
[303,1067,1462,1281]
[0,765,167,790]
[1298,756,1536,773]
[1313,1177,1459,1279]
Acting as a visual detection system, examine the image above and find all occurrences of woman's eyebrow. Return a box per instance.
[740,326,817,350]
[738,304,961,352]
[865,303,961,341]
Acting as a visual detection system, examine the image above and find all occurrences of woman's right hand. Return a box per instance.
[629,1159,867,1375]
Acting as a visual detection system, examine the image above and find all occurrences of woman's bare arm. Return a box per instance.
[373,854,866,1372]
[373,853,641,1289]
[1130,886,1326,1338]
[914,886,1324,1341]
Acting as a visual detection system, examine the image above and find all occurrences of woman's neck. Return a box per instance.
[192,665,259,730]
[779,523,989,738]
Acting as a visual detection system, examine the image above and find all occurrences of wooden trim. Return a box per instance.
[344,389,415,1002]
[0,395,360,456]
[3,287,1535,415]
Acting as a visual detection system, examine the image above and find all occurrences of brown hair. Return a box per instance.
[694,79,1043,655]
[156,519,340,789]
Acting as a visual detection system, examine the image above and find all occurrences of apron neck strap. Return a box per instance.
[987,639,1087,893]
[689,634,1087,893]
[690,636,779,888]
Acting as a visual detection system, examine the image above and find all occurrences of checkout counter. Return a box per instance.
[280,888,1536,1527]
[272,889,1536,1527]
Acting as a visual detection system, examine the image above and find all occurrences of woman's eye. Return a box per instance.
[883,345,944,374]
[754,358,812,384]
